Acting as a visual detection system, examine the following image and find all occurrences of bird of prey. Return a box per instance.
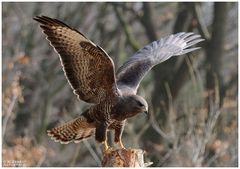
[34,16,204,150]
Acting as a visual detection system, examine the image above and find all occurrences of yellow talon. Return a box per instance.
[104,141,109,150]
[103,141,112,153]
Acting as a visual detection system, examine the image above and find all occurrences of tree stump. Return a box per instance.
[102,148,152,167]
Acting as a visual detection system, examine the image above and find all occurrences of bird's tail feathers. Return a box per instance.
[47,115,95,144]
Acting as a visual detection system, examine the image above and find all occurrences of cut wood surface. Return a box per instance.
[102,148,152,167]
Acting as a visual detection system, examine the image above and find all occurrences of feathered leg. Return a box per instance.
[113,120,126,149]
[95,123,110,151]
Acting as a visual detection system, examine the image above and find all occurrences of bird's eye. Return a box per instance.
[137,101,144,107]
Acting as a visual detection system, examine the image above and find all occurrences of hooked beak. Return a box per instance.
[144,110,148,116]
[144,110,150,120]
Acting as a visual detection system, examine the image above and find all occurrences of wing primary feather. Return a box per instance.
[184,34,201,42]
[178,47,201,55]
[179,32,195,39]
[34,15,88,39]
[183,39,205,49]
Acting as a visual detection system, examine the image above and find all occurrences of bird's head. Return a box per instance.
[123,95,148,118]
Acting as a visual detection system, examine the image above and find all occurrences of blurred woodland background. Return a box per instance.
[2,2,238,167]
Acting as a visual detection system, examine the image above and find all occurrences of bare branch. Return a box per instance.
[112,4,142,51]
[192,3,211,40]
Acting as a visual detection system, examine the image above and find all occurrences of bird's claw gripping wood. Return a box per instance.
[103,139,126,154]
[103,141,112,153]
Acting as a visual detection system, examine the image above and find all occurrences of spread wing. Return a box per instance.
[117,32,204,93]
[34,16,120,104]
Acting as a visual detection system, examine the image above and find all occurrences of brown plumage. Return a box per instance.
[34,16,119,104]
[34,16,204,150]
[47,115,95,144]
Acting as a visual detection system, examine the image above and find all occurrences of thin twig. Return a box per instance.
[192,3,211,40]
[164,82,175,140]
[2,94,18,138]
[83,140,101,166]
[149,108,172,141]
[157,149,173,166]
[70,144,81,166]
[112,3,142,51]
[192,74,222,166]
[37,147,46,167]
[135,120,151,141]
[185,55,198,92]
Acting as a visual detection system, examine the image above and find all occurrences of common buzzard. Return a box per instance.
[34,16,204,150]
